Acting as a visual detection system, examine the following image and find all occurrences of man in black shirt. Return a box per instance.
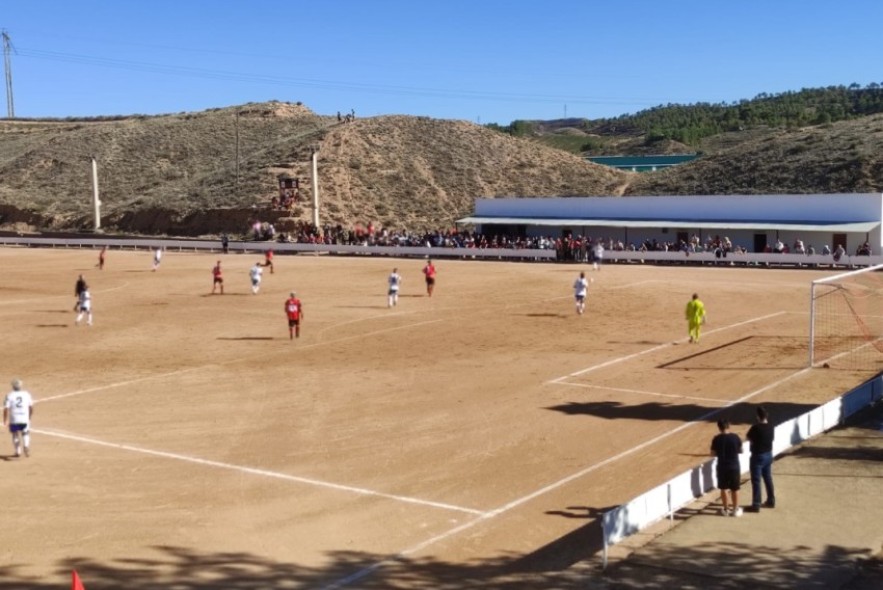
[710,419,743,516]
[745,406,776,511]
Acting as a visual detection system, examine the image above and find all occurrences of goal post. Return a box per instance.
[810,264,883,369]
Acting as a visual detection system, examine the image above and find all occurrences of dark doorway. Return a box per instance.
[753,233,767,253]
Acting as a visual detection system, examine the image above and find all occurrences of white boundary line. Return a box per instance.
[553,380,725,404]
[37,318,444,405]
[322,365,813,589]
[547,311,788,384]
[36,428,487,517]
[0,281,131,307]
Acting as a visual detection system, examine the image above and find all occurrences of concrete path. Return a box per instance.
[589,400,883,589]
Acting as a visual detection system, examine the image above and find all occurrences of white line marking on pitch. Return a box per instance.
[37,367,204,404]
[322,364,812,589]
[553,381,725,403]
[36,428,487,517]
[0,281,131,307]
[546,311,787,384]
[37,318,444,405]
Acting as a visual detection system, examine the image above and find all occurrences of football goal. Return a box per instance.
[810,264,883,369]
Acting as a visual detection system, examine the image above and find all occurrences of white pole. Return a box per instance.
[311,148,320,228]
[91,158,101,231]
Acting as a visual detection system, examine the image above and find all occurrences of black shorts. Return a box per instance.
[716,467,741,491]
[214,277,223,284]
[288,318,300,327]
[425,277,435,286]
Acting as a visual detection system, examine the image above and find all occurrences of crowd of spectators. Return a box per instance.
[241,218,872,262]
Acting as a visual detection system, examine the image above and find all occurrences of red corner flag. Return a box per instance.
[72,570,86,590]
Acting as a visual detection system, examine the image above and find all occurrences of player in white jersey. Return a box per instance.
[388,268,402,307]
[592,241,604,271]
[3,379,33,458]
[250,262,264,294]
[75,287,93,326]
[573,271,590,315]
[152,247,163,271]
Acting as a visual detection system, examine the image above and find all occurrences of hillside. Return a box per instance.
[3,98,883,236]
[0,102,626,235]
[626,114,883,195]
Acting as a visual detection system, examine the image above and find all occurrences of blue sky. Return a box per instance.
[2,0,881,123]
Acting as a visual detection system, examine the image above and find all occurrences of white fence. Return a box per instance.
[600,372,883,567]
[0,236,557,261]
[1,236,881,267]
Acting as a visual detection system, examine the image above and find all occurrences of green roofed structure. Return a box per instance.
[587,154,697,172]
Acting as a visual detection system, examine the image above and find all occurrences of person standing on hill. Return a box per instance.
[710,419,743,517]
[685,293,706,343]
[745,406,776,512]
[423,259,436,297]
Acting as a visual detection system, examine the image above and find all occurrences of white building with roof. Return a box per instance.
[457,194,882,255]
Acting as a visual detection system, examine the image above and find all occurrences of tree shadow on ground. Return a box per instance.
[545,400,818,426]
[2,535,880,590]
[605,540,879,590]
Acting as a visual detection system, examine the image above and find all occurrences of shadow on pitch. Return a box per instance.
[546,400,818,426]
[217,336,274,341]
[35,324,69,328]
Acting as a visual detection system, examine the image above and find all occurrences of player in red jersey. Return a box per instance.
[284,291,303,340]
[97,246,107,270]
[264,248,275,274]
[212,261,224,294]
[422,259,436,297]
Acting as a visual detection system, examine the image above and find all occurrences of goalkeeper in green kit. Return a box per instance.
[685,293,706,343]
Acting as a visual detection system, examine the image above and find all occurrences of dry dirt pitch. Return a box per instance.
[0,247,877,589]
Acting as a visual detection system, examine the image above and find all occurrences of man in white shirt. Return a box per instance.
[3,379,33,458]
[592,241,604,271]
[152,247,163,271]
[250,262,264,295]
[573,271,590,315]
[388,268,402,308]
[75,287,93,326]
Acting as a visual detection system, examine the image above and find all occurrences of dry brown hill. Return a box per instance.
[626,114,883,195]
[3,102,883,236]
[0,101,625,235]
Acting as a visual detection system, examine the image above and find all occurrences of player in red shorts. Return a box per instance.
[284,291,303,340]
[422,259,436,297]
[212,260,224,294]
[264,248,275,274]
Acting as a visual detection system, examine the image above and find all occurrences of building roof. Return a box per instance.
[455,216,880,233]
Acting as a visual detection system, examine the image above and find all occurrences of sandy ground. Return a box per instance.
[0,247,879,589]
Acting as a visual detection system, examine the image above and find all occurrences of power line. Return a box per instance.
[13,46,658,108]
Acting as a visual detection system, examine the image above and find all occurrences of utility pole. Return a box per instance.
[235,109,240,190]
[310,146,320,228]
[2,30,14,118]
[91,158,102,231]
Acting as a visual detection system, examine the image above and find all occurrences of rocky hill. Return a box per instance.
[0,102,625,235]
[2,101,883,236]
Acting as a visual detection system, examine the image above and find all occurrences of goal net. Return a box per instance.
[810,264,883,369]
